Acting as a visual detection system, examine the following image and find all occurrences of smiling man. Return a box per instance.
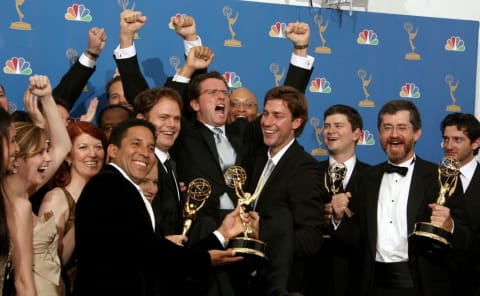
[244,85,323,296]
[305,104,370,296]
[331,100,470,296]
[74,118,246,296]
[133,87,184,238]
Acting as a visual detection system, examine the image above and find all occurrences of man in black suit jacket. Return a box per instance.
[243,85,324,296]
[74,118,246,296]
[440,112,480,295]
[113,10,315,244]
[304,104,370,296]
[331,100,469,296]
[133,87,185,238]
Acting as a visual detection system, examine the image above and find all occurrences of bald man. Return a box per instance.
[227,87,259,124]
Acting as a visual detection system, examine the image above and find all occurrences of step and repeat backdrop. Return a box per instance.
[0,0,478,164]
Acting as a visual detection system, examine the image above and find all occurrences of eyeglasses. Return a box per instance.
[200,89,230,97]
[379,124,412,133]
[230,100,257,109]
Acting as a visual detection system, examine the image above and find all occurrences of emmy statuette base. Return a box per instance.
[228,237,267,273]
[409,222,452,255]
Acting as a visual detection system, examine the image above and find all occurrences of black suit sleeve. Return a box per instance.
[114,54,150,105]
[52,59,95,110]
[283,63,313,93]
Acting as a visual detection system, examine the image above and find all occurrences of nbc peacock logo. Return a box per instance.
[3,57,32,75]
[399,82,421,99]
[309,77,331,94]
[223,72,242,89]
[357,29,379,45]
[444,36,466,52]
[358,130,375,146]
[65,4,92,22]
[268,22,287,38]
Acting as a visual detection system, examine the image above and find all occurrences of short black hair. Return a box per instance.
[441,112,480,154]
[108,118,156,148]
[98,104,133,128]
[324,104,363,131]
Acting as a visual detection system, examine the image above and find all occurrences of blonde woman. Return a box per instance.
[3,75,72,296]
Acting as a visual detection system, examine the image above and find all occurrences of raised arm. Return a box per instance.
[114,9,149,105]
[284,22,314,93]
[26,75,72,193]
[52,27,107,110]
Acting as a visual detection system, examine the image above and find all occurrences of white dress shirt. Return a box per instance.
[376,156,415,263]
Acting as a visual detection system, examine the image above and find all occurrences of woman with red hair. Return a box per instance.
[39,120,106,295]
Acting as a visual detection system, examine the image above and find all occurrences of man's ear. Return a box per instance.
[107,144,118,161]
[190,99,200,112]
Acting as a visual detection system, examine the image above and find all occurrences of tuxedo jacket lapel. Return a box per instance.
[406,159,431,232]
[196,121,222,170]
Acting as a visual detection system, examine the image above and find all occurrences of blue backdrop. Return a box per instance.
[0,0,478,165]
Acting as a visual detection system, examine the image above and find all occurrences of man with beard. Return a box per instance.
[330,100,468,296]
[440,112,480,296]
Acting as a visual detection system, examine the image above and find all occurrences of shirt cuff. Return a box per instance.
[290,53,315,70]
[79,53,96,68]
[184,36,203,56]
[213,230,228,248]
[114,43,137,59]
[172,74,191,83]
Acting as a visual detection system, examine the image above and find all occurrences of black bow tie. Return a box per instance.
[384,163,408,176]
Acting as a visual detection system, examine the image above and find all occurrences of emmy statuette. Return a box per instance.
[409,156,460,253]
[224,166,267,271]
[323,162,351,238]
[181,178,211,236]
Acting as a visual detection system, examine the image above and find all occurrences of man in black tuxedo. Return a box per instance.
[331,100,468,296]
[74,118,247,296]
[244,85,324,296]
[440,112,480,295]
[304,104,370,296]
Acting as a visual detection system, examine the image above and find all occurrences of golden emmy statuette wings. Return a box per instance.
[409,156,460,253]
[181,178,211,236]
[224,166,267,270]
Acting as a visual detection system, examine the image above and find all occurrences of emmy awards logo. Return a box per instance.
[269,63,285,87]
[10,0,32,30]
[310,117,328,156]
[314,14,331,54]
[169,56,181,74]
[181,178,211,236]
[445,74,462,112]
[224,166,267,269]
[409,156,460,253]
[404,22,421,60]
[223,6,242,47]
[357,69,375,107]
[66,48,88,92]
[118,0,139,39]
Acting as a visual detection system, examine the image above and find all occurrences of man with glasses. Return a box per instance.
[227,87,259,124]
[330,100,468,296]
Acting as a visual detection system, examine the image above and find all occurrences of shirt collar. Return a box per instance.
[460,157,478,180]
[155,147,169,164]
[268,138,295,165]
